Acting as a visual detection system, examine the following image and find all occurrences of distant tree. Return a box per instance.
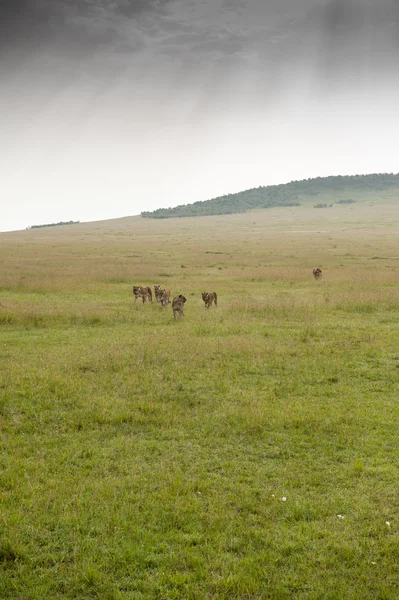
[28,221,80,229]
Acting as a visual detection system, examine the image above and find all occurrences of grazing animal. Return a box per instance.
[202,292,218,308]
[172,294,186,319]
[160,289,171,307]
[154,285,164,303]
[132,285,153,304]
[313,268,322,280]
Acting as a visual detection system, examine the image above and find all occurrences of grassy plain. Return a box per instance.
[1,200,399,599]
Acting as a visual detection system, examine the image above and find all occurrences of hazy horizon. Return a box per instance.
[1,0,398,232]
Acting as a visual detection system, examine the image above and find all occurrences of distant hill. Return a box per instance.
[141,173,399,219]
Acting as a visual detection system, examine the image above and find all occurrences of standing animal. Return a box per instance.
[154,285,164,303]
[172,295,186,319]
[132,285,153,304]
[312,268,322,280]
[201,292,218,308]
[160,289,171,307]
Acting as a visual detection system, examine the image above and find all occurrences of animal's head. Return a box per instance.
[202,292,208,301]
[179,295,187,304]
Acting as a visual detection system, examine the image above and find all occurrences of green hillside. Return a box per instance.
[141,173,399,219]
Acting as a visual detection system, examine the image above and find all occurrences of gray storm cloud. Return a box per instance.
[2,1,399,74]
[2,0,398,131]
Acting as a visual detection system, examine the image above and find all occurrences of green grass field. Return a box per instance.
[1,201,399,599]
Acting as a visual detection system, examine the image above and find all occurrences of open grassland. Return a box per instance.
[1,202,399,599]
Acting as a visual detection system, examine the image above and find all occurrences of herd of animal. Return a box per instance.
[133,269,322,319]
[132,284,216,319]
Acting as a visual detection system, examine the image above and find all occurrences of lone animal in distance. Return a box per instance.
[133,285,153,304]
[202,292,218,308]
[172,295,186,319]
[313,268,322,280]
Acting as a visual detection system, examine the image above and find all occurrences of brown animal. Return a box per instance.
[172,294,186,319]
[154,285,164,303]
[202,292,218,308]
[160,289,171,307]
[312,268,322,280]
[132,285,153,304]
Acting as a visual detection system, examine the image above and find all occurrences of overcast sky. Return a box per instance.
[1,0,398,231]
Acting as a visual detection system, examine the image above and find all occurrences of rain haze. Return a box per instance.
[1,0,398,232]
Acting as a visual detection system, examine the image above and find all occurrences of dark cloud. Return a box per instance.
[313,0,399,79]
[323,0,362,31]
[0,1,167,60]
[1,1,399,86]
[0,1,49,52]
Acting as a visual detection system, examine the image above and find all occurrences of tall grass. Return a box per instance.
[1,204,399,598]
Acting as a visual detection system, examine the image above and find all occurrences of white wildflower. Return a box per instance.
[281,497,287,502]
[337,514,345,519]
[386,521,391,527]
